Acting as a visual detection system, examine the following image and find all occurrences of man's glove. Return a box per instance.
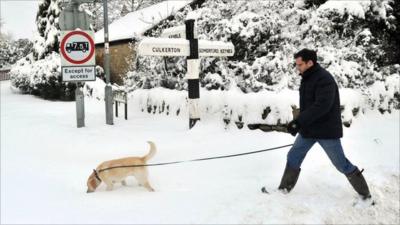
[287,120,300,136]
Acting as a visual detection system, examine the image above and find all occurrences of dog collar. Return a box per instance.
[93,169,102,182]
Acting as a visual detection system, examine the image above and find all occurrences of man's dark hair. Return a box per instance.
[294,49,317,64]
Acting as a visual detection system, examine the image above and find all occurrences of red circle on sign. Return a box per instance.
[60,30,95,64]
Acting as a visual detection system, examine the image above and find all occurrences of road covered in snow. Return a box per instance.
[1,81,399,224]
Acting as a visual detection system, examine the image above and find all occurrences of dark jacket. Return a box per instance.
[296,63,343,139]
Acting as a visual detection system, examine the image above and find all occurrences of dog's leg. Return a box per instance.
[142,181,155,192]
[134,171,155,192]
[104,181,114,191]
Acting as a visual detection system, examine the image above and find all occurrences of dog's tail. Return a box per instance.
[143,141,156,161]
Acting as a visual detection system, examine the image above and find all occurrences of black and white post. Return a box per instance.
[185,19,200,129]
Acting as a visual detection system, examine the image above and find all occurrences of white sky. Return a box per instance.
[0,0,39,40]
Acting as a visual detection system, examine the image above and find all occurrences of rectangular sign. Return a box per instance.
[138,38,190,56]
[59,10,91,31]
[113,91,128,103]
[161,25,186,39]
[198,40,235,57]
[138,38,235,57]
[62,66,96,82]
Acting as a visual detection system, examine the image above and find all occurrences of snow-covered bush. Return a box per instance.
[10,53,76,100]
[10,52,105,101]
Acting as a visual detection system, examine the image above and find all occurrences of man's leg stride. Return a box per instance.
[278,135,315,192]
[318,139,372,199]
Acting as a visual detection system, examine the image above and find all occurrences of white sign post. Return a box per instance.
[137,15,234,129]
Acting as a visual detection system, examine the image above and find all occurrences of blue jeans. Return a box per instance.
[287,134,356,174]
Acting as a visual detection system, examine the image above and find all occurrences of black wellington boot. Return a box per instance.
[278,163,301,193]
[346,167,371,200]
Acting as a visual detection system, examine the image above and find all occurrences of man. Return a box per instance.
[262,49,371,200]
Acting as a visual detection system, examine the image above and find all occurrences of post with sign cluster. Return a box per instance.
[59,0,96,128]
[137,12,235,129]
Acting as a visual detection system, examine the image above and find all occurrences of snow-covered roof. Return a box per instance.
[0,66,11,71]
[95,0,193,44]
[317,0,371,19]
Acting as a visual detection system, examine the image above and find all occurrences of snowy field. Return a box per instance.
[1,80,399,224]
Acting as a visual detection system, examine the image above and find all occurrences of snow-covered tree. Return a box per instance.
[12,39,34,61]
[0,17,14,67]
[303,0,328,9]
[10,0,71,100]
[82,0,164,31]
[33,0,61,60]
[0,38,12,68]
[0,36,33,68]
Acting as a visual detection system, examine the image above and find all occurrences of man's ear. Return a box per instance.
[306,60,314,67]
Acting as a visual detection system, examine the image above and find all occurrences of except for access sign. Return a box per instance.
[60,30,96,82]
[62,66,96,82]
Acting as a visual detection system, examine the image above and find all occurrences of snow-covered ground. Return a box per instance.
[1,80,399,224]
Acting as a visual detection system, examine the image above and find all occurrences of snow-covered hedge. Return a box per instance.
[127,84,375,129]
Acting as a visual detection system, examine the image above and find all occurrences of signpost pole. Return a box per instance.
[124,91,128,120]
[72,0,85,128]
[103,0,114,125]
[75,82,85,127]
[72,0,84,128]
[185,19,200,129]
[137,13,234,129]
[115,101,118,117]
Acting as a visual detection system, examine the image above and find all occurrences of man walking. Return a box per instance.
[262,49,372,200]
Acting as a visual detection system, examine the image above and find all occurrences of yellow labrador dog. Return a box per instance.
[86,141,156,193]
